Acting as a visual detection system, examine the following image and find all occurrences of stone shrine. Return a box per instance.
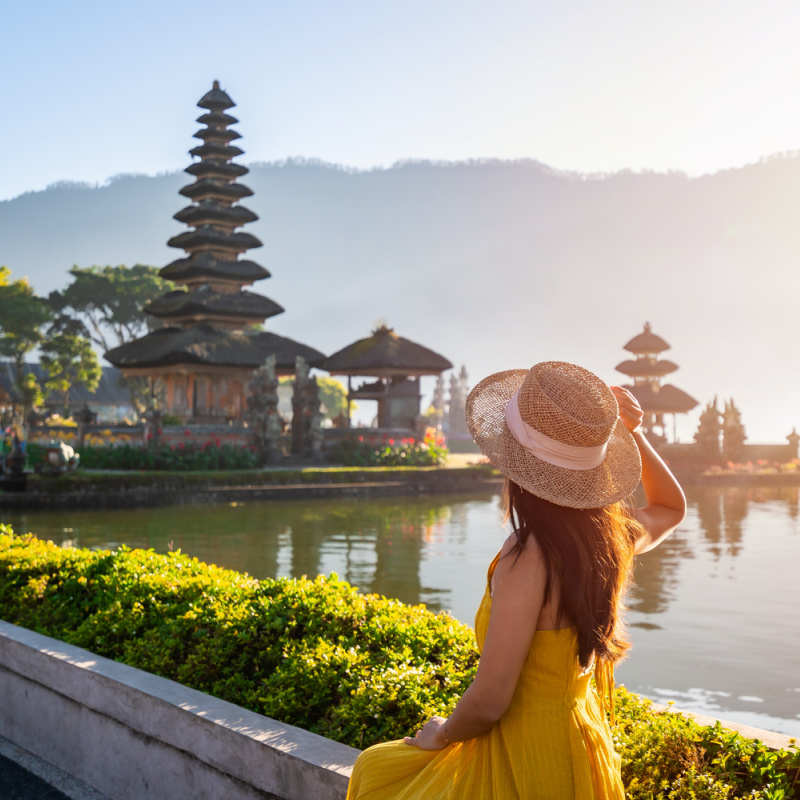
[324,325,452,430]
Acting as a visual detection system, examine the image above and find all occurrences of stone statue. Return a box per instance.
[787,428,800,461]
[431,375,446,430]
[247,355,283,463]
[291,356,323,458]
[143,407,163,449]
[291,357,308,456]
[76,404,97,448]
[447,366,470,439]
[309,402,325,461]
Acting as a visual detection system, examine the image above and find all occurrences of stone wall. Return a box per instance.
[659,441,798,470]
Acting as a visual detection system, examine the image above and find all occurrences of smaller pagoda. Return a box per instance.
[323,325,453,429]
[616,322,698,441]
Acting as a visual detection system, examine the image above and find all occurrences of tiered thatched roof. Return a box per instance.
[106,326,323,373]
[106,82,322,376]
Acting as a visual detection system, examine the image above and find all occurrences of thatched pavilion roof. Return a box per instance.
[323,325,452,377]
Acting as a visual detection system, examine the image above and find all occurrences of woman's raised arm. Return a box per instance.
[611,386,687,554]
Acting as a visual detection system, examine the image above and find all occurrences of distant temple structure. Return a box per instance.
[615,322,698,442]
[324,325,453,430]
[106,82,323,422]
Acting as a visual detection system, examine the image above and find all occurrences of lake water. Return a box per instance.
[3,485,799,737]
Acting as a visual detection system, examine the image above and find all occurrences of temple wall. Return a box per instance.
[741,443,799,463]
[658,441,798,468]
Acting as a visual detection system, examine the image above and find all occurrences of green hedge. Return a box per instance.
[26,441,259,471]
[0,527,797,799]
[77,442,259,471]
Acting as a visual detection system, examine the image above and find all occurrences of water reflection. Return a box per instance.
[3,485,799,735]
[619,485,800,736]
[629,486,800,617]
[2,494,500,613]
[629,525,694,618]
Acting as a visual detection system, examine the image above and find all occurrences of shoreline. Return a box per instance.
[0,465,502,510]
[2,463,799,511]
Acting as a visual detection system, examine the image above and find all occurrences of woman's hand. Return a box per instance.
[611,386,643,434]
[403,716,449,750]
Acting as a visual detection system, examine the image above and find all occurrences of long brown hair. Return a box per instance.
[503,478,642,669]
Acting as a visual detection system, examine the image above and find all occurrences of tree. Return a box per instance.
[48,265,173,420]
[694,397,721,463]
[48,264,173,352]
[722,399,746,464]
[40,332,102,415]
[18,373,44,418]
[0,266,52,418]
[315,376,351,421]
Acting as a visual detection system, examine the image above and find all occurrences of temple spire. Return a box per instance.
[152,82,277,328]
[104,82,324,423]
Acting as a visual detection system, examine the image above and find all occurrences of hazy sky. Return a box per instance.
[4,0,800,202]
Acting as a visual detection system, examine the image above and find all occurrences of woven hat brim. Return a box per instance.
[466,369,642,509]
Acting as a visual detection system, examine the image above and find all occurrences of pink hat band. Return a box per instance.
[504,389,609,471]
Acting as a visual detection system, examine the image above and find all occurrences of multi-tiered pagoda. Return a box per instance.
[615,322,697,441]
[106,82,323,422]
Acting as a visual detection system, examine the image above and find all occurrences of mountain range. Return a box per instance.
[2,156,800,442]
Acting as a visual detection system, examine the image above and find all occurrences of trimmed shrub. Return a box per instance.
[24,441,258,471]
[77,442,259,471]
[0,527,797,797]
[0,527,476,750]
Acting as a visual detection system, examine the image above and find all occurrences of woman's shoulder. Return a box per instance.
[491,531,546,588]
[499,530,543,562]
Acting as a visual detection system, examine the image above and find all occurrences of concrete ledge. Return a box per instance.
[649,702,797,751]
[0,621,358,800]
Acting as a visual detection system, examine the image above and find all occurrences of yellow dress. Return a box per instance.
[346,555,625,800]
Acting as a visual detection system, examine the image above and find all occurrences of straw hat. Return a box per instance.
[465,361,641,508]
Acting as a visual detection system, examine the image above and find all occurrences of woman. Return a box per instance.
[346,361,686,799]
